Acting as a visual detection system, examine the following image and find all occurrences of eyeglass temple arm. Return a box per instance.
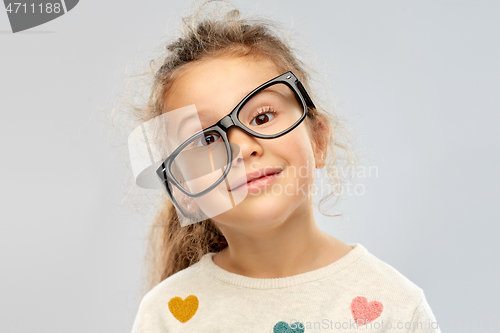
[296,80,316,110]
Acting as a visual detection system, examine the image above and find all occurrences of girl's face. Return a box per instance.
[164,56,321,228]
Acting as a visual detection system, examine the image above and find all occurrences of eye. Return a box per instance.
[250,107,277,126]
[193,132,221,147]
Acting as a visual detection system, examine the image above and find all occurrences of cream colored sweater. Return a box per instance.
[131,243,441,332]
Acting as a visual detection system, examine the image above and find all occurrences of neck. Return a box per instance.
[212,195,344,278]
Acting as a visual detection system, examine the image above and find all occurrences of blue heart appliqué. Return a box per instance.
[273,321,305,333]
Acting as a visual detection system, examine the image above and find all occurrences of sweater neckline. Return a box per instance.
[199,243,367,289]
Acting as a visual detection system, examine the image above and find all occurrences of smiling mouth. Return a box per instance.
[230,170,282,192]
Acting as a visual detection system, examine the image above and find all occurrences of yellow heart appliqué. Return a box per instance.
[168,295,199,323]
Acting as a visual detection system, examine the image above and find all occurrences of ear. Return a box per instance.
[311,119,330,169]
[181,197,199,214]
[173,186,200,214]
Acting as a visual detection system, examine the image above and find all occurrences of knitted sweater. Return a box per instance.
[131,243,441,332]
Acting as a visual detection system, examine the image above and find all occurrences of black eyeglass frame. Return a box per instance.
[156,71,315,218]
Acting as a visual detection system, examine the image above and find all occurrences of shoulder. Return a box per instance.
[355,245,423,298]
[142,255,207,305]
[135,254,211,319]
[342,244,426,320]
[130,258,208,333]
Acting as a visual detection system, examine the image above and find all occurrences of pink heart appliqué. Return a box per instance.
[350,296,383,325]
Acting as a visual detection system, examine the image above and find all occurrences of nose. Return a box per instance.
[227,126,262,164]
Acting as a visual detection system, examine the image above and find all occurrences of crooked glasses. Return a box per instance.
[155,71,315,222]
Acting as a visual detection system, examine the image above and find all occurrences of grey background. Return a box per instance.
[1,0,498,332]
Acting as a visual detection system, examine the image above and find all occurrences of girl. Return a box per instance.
[127,1,441,332]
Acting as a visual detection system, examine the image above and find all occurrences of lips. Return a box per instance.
[229,167,283,191]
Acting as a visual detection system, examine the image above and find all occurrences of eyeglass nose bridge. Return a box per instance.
[218,114,236,132]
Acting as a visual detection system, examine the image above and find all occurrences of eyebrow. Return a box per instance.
[260,87,286,99]
[175,109,214,139]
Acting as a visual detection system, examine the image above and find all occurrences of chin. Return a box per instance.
[222,197,289,225]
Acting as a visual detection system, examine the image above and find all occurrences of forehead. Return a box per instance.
[163,56,282,113]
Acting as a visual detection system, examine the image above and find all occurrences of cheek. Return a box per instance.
[275,127,316,183]
[285,125,315,162]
